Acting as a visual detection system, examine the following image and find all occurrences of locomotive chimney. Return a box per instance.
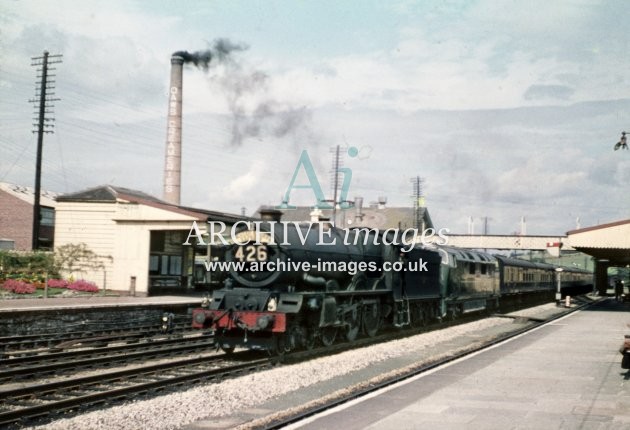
[163,54,184,205]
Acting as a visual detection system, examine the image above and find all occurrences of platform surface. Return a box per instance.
[293,299,630,430]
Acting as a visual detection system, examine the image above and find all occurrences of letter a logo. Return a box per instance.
[278,150,332,209]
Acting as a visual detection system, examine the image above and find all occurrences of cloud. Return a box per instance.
[523,85,574,101]
[224,162,263,195]
[2,0,629,236]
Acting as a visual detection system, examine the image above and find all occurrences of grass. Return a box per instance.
[33,287,68,297]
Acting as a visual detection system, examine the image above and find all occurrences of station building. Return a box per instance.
[259,198,434,231]
[54,185,247,296]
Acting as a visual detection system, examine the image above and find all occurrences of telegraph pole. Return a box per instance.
[330,145,342,225]
[30,51,62,249]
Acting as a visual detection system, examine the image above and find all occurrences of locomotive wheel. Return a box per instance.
[305,332,316,350]
[349,272,367,290]
[320,327,337,346]
[410,305,427,328]
[345,306,360,342]
[270,334,288,357]
[362,303,381,337]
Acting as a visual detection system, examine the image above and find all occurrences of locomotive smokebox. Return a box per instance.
[163,54,184,205]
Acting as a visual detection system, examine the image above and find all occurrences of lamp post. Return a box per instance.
[555,267,563,306]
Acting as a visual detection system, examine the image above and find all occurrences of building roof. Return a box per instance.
[56,185,163,204]
[566,218,630,236]
[254,204,434,230]
[57,185,249,224]
[0,182,58,207]
[566,218,630,266]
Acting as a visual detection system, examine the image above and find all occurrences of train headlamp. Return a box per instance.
[193,312,206,325]
[256,315,274,330]
[201,296,210,308]
[161,312,175,334]
[267,297,278,312]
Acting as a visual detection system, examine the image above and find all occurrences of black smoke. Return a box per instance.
[220,69,311,147]
[175,38,312,147]
[173,38,247,70]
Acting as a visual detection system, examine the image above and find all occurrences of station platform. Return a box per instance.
[292,299,630,429]
[0,295,204,336]
[0,295,203,313]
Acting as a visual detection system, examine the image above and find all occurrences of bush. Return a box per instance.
[0,250,57,275]
[47,279,69,288]
[1,279,36,294]
[67,280,99,293]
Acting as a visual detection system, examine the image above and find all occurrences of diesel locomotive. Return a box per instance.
[191,218,592,354]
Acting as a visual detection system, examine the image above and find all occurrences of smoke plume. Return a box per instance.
[176,38,311,147]
[173,38,247,71]
[222,70,312,147]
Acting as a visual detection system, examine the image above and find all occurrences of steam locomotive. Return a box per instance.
[191,217,592,354]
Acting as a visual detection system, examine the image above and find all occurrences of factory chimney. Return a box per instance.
[163,54,184,205]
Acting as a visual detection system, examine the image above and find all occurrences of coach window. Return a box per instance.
[469,262,476,275]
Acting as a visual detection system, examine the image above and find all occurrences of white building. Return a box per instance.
[54,185,246,296]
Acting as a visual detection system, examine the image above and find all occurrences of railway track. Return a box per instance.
[0,306,485,427]
[0,334,215,382]
[0,352,274,428]
[1,320,191,357]
[0,297,594,428]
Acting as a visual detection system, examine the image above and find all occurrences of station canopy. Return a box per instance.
[566,219,630,266]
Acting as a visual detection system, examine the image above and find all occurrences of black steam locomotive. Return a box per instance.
[191,218,592,354]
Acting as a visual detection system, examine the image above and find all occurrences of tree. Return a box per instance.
[54,243,112,279]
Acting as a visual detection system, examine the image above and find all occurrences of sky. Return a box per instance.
[1,0,629,235]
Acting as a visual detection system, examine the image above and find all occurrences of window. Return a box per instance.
[150,231,166,252]
[169,256,182,275]
[40,207,55,226]
[150,254,183,276]
[149,255,159,273]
